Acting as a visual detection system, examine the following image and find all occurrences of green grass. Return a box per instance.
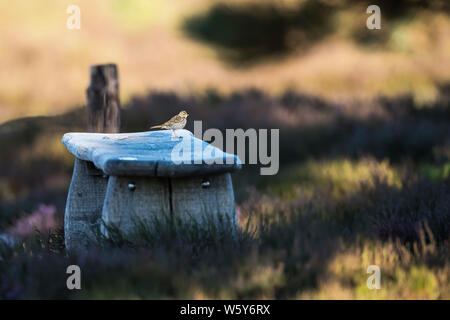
[1,173,448,299]
[0,88,449,299]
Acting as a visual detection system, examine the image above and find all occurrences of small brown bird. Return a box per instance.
[150,111,189,138]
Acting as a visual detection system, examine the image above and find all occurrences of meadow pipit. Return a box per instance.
[150,111,189,138]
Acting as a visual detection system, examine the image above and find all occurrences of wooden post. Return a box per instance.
[86,64,121,133]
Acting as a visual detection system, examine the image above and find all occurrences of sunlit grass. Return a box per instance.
[0,1,449,299]
[420,162,450,181]
[301,235,448,299]
[1,1,450,123]
[2,175,448,299]
[268,158,401,199]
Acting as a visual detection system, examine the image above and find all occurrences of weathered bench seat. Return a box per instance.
[62,129,241,252]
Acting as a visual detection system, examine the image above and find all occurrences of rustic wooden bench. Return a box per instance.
[62,129,241,252]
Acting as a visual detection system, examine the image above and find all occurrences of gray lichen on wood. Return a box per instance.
[64,158,108,253]
[101,173,236,240]
[102,176,172,238]
[63,129,241,252]
[62,129,241,176]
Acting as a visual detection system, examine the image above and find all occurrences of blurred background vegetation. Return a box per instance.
[0,0,449,299]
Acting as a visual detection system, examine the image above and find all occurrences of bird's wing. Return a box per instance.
[162,114,182,126]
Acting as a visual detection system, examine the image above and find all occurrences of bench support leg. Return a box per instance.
[64,158,108,253]
[171,173,236,227]
[101,176,171,238]
[101,173,237,240]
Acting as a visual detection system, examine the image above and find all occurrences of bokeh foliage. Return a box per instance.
[1,87,449,299]
[183,0,450,64]
[0,0,449,299]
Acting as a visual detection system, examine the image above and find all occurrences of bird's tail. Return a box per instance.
[150,125,162,129]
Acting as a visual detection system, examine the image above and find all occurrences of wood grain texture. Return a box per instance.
[101,176,171,238]
[62,130,241,177]
[87,64,121,133]
[64,158,108,253]
[63,130,241,249]
[100,173,237,239]
[171,173,236,226]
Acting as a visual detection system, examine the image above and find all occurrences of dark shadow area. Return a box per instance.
[183,1,334,65]
[0,175,448,298]
[1,84,449,225]
[182,0,450,65]
[122,84,450,166]
[0,85,449,298]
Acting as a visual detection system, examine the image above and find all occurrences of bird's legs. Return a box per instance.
[172,129,179,139]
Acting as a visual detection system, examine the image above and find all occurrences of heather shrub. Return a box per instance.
[0,88,449,299]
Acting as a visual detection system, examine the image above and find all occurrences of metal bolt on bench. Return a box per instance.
[62,129,241,253]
